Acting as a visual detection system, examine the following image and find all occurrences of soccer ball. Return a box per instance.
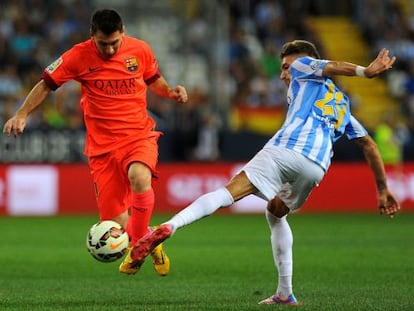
[86,220,129,263]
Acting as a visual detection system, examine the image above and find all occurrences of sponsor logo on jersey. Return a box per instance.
[125,57,138,72]
[46,57,63,73]
[94,78,137,95]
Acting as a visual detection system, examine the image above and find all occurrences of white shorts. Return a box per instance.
[241,146,325,212]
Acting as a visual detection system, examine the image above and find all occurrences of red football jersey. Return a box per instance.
[42,35,160,156]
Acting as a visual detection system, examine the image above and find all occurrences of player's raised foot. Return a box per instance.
[258,293,299,306]
[150,242,170,276]
[131,224,173,266]
[118,247,145,275]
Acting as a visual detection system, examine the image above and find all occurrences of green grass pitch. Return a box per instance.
[1,212,413,310]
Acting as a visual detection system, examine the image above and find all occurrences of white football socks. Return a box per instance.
[165,187,234,233]
[265,210,293,298]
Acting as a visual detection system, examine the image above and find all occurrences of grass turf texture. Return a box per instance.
[1,213,413,311]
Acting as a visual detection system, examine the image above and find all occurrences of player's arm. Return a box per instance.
[3,79,51,137]
[353,135,400,218]
[147,75,188,104]
[323,48,396,78]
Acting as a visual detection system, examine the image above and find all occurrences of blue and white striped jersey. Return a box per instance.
[265,56,368,171]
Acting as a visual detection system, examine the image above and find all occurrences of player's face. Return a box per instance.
[92,29,124,59]
[280,55,298,87]
[280,53,307,87]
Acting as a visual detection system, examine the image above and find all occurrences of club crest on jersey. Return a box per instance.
[46,57,63,73]
[310,60,322,70]
[125,57,138,72]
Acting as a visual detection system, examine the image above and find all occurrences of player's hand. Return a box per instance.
[378,188,400,219]
[169,85,188,104]
[3,114,27,138]
[364,48,396,78]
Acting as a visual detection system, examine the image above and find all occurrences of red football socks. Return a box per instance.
[126,188,155,246]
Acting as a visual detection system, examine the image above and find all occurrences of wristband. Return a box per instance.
[355,66,366,77]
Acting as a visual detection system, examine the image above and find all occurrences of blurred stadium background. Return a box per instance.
[1,0,414,216]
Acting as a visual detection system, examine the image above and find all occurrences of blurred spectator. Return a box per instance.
[254,1,285,47]
[228,26,256,105]
[374,112,410,185]
[184,3,210,57]
[402,60,414,117]
[374,113,405,166]
[0,64,23,125]
[354,0,386,45]
[9,16,40,75]
[192,109,221,161]
[259,42,281,79]
[43,80,83,129]
[170,103,201,161]
[45,4,81,53]
[246,70,269,107]
[0,63,23,99]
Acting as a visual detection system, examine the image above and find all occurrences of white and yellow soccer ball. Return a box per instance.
[86,220,129,263]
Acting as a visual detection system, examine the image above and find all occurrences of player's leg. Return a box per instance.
[164,171,254,231]
[267,196,289,218]
[129,171,257,263]
[125,161,170,276]
[268,208,293,299]
[126,162,154,245]
[88,153,130,225]
[120,162,170,275]
[259,152,324,305]
[130,147,280,263]
[119,136,170,276]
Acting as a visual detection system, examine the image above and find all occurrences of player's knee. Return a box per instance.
[128,162,152,192]
[267,196,289,218]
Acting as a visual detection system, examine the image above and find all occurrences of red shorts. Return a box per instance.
[88,133,161,220]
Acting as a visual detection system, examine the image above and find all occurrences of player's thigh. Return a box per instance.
[226,171,258,201]
[122,136,159,192]
[89,153,130,220]
[241,148,284,201]
[128,162,152,192]
[279,159,324,211]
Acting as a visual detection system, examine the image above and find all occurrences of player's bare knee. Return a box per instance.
[267,196,289,218]
[128,163,152,192]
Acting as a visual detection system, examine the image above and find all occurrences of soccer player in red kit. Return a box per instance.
[3,9,188,276]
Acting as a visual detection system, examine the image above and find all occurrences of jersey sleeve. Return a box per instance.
[139,41,160,82]
[345,115,368,139]
[290,56,329,80]
[41,48,80,91]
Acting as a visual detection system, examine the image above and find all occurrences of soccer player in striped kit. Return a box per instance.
[112,40,399,305]
[3,9,188,277]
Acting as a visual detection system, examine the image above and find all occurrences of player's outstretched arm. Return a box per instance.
[353,135,400,218]
[322,48,396,78]
[363,48,397,77]
[3,80,51,138]
[148,76,188,104]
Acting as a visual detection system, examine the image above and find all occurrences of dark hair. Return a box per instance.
[90,9,123,35]
[280,40,321,59]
